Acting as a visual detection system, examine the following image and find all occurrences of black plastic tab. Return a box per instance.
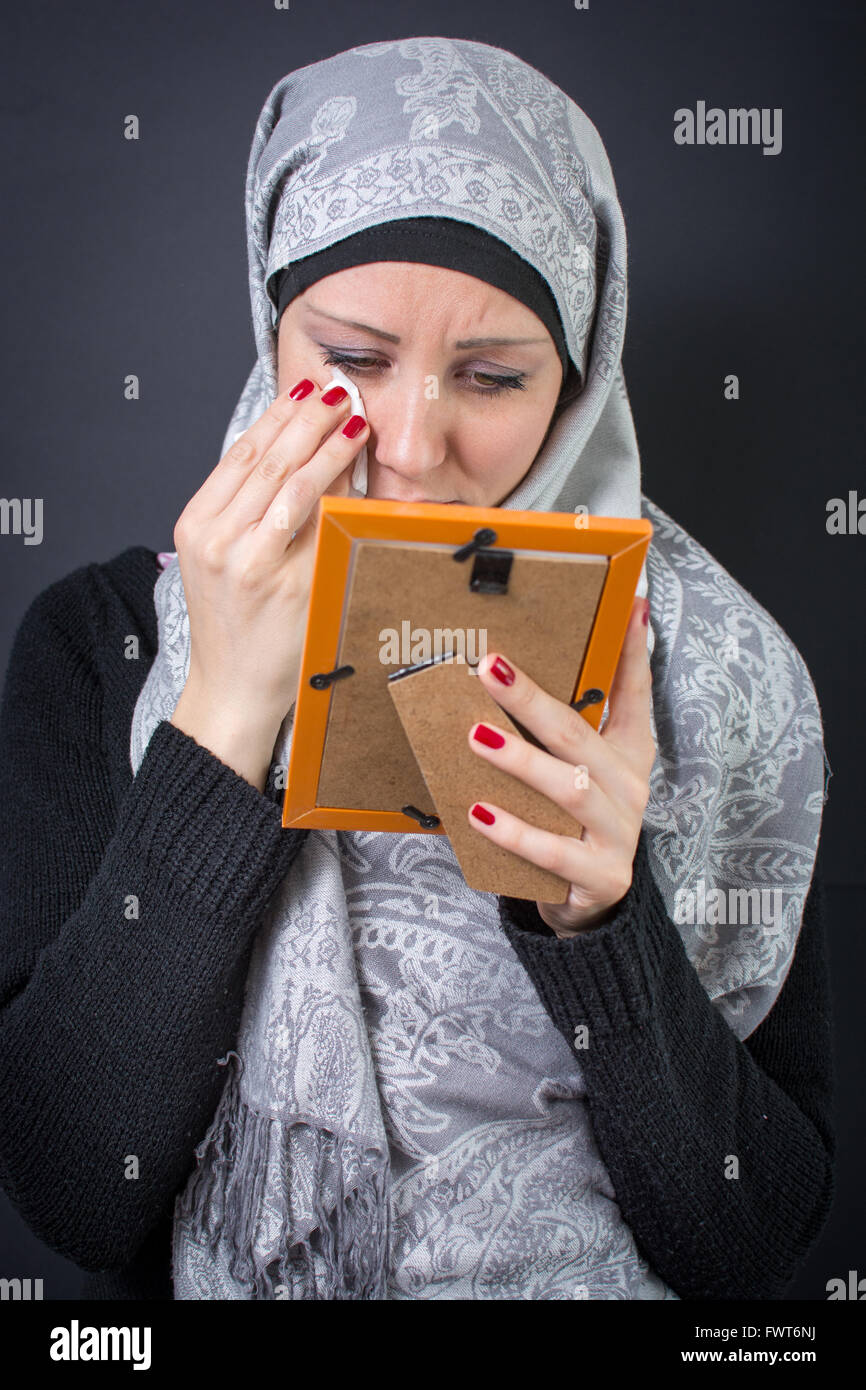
[401,804,441,830]
[452,527,497,561]
[309,664,355,690]
[571,687,605,713]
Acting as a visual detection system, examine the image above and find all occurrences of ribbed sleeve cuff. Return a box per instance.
[497,830,676,1037]
[116,718,305,923]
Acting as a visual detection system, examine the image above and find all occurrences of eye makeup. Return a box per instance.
[316,346,529,398]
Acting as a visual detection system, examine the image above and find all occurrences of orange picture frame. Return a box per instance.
[282,496,652,833]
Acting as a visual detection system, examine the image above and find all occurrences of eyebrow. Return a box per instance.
[302,301,548,349]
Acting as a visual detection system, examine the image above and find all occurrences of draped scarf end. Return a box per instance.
[173,1051,391,1299]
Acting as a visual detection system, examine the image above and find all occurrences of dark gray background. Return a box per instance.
[1,0,862,1300]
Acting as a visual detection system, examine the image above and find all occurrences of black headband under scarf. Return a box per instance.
[270,216,572,386]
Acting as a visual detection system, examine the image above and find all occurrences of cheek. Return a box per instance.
[457,403,554,482]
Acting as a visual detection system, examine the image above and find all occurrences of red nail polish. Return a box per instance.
[289,378,315,400]
[472,724,505,749]
[342,414,366,438]
[470,803,495,825]
[642,599,650,626]
[490,657,515,686]
[321,385,348,405]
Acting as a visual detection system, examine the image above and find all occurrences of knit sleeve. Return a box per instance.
[0,580,307,1273]
[497,829,835,1300]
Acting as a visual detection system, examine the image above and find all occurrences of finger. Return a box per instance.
[228,382,357,530]
[601,597,656,778]
[467,799,613,895]
[257,411,370,557]
[474,649,638,810]
[181,377,325,523]
[467,720,623,845]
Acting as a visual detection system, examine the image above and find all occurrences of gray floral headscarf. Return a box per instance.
[130,38,828,1299]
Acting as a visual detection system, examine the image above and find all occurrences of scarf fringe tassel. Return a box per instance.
[174,1051,391,1299]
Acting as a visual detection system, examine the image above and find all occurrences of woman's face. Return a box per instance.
[275,261,565,507]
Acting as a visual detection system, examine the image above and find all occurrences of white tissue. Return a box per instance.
[322,365,368,497]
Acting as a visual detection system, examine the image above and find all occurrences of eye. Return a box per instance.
[319,346,389,372]
[461,366,528,394]
[319,346,528,397]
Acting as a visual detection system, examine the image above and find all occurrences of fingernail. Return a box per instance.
[472,723,505,749]
[642,599,650,626]
[321,385,348,405]
[470,803,495,825]
[289,378,315,400]
[342,413,367,438]
[489,657,515,686]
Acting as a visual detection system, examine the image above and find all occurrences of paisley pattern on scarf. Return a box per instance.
[641,502,826,1035]
[388,1122,671,1300]
[336,825,675,1300]
[128,37,828,1299]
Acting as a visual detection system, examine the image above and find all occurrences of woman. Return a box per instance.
[0,38,833,1300]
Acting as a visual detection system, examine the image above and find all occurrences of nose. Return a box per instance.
[368,378,447,486]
